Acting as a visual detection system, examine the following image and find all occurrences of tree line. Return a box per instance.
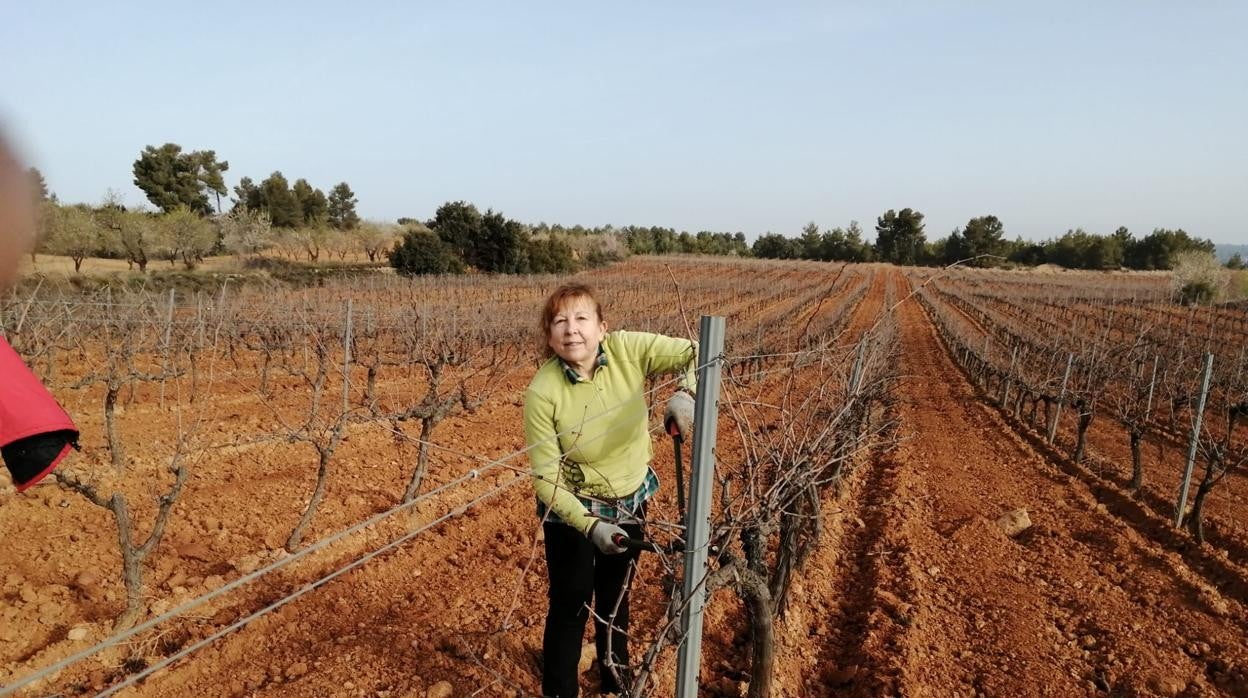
[129,143,361,229]
[395,204,1224,274]
[747,208,1223,272]
[29,142,1230,275]
[26,142,381,272]
[32,194,397,273]
[389,201,626,276]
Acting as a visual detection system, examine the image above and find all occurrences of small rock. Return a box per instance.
[995,508,1031,537]
[827,664,858,686]
[926,566,941,577]
[19,587,39,604]
[285,661,309,679]
[37,601,62,622]
[426,680,453,698]
[1198,589,1231,617]
[73,570,101,590]
[235,554,262,575]
[437,637,472,661]
[577,641,595,674]
[1080,635,1097,649]
[67,627,89,641]
[178,540,213,562]
[1147,673,1186,697]
[875,590,914,623]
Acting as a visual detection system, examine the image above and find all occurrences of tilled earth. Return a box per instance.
[2,266,1245,697]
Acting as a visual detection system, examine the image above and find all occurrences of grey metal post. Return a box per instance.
[849,339,867,396]
[195,291,205,347]
[342,299,354,414]
[160,289,176,408]
[676,315,725,698]
[1175,352,1214,527]
[1047,353,1074,444]
[163,288,176,348]
[1144,355,1159,422]
[1001,344,1019,406]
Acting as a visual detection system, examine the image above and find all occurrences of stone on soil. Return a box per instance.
[996,508,1032,537]
[577,641,595,674]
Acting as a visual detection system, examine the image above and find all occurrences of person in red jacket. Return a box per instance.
[0,133,78,490]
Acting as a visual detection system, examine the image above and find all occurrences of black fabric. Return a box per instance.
[1,430,77,487]
[541,516,644,698]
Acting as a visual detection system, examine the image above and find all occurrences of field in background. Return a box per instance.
[1,257,1245,696]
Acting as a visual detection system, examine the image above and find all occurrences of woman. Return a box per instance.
[524,283,695,697]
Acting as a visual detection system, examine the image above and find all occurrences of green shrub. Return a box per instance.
[1178,281,1217,305]
[389,229,465,276]
[527,236,576,274]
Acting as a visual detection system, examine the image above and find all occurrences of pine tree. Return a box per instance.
[328,182,360,230]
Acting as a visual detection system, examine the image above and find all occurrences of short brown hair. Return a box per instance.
[539,283,603,356]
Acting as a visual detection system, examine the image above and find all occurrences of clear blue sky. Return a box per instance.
[3,1,1246,244]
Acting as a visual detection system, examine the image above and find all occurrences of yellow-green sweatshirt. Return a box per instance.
[523,330,697,534]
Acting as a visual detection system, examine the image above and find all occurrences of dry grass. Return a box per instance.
[1227,269,1248,301]
[19,252,381,277]
[20,254,238,276]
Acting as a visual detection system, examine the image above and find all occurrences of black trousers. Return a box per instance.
[541,518,643,698]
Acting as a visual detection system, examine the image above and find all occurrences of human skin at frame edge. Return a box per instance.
[0,136,37,290]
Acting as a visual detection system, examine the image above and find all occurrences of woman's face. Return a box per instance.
[547,298,607,370]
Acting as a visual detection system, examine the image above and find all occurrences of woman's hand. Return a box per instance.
[587,520,630,555]
[664,390,695,438]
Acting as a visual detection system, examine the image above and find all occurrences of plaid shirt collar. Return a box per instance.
[559,343,608,384]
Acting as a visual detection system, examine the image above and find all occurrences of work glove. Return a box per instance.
[664,390,695,439]
[587,520,630,555]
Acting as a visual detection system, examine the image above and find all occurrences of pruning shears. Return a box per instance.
[611,532,660,553]
[667,420,687,523]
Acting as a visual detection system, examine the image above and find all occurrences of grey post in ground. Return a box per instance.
[675,315,725,697]
[1175,352,1214,527]
[1047,353,1075,444]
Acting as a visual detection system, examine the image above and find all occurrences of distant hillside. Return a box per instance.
[1216,244,1248,263]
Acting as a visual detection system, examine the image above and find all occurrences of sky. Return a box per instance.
[3,1,1246,244]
